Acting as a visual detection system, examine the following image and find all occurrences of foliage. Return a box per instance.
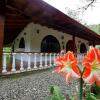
[3,47,12,64]
[48,84,100,100]
[3,47,12,52]
[91,84,100,97]
[88,24,100,34]
[48,86,64,100]
[65,0,100,25]
[85,92,97,100]
[65,7,83,23]
[80,0,97,11]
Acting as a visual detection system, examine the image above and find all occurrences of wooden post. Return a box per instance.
[93,41,95,47]
[0,16,4,72]
[0,0,5,72]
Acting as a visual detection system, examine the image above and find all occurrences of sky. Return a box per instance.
[43,0,100,25]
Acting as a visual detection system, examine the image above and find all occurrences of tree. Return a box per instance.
[65,0,100,25]
[65,7,87,25]
[80,0,98,11]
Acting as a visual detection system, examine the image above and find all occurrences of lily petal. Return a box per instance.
[65,73,72,81]
[84,72,95,84]
[82,68,91,78]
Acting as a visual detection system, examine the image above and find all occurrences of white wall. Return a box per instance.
[75,37,89,53]
[30,23,72,52]
[13,22,89,53]
[13,23,34,52]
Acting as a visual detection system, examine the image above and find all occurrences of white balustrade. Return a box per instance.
[39,53,43,68]
[2,52,85,75]
[34,53,37,68]
[45,53,48,67]
[2,53,7,73]
[20,53,24,71]
[27,53,31,70]
[12,53,16,72]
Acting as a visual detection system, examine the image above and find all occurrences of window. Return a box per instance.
[19,37,25,49]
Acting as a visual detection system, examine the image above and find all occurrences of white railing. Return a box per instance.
[2,52,85,75]
[2,52,59,74]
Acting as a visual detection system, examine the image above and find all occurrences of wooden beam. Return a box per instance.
[0,16,4,72]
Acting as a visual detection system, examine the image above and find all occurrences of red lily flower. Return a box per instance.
[82,48,100,86]
[53,51,80,81]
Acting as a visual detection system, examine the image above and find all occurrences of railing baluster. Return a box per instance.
[20,53,24,71]
[53,53,56,66]
[34,53,37,68]
[77,54,80,62]
[79,54,82,62]
[39,53,43,68]
[49,53,52,66]
[12,53,16,72]
[45,53,48,67]
[2,53,7,73]
[27,53,31,70]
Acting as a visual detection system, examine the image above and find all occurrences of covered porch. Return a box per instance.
[0,0,100,75]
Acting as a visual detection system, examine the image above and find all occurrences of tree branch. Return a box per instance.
[78,0,96,12]
[84,0,95,10]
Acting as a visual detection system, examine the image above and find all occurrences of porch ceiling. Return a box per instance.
[4,0,100,45]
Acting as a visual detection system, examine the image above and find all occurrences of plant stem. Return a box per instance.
[79,77,83,100]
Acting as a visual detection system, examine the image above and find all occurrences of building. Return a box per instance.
[0,0,100,74]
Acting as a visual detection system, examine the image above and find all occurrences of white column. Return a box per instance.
[45,53,48,67]
[11,53,16,72]
[27,53,31,70]
[2,53,7,73]
[49,53,52,66]
[34,53,37,68]
[39,53,43,68]
[20,53,24,71]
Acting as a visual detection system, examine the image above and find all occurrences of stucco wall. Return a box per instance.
[13,23,33,52]
[13,22,89,53]
[75,37,89,53]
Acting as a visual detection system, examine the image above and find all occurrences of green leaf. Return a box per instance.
[86,93,97,100]
[50,86,64,100]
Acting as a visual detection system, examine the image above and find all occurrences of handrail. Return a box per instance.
[3,52,60,54]
[3,52,86,55]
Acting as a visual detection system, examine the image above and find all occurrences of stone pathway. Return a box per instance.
[0,68,79,100]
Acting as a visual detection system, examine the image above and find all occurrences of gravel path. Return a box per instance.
[0,68,79,100]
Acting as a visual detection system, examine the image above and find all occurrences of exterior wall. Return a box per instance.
[30,23,72,52]
[13,23,33,52]
[13,22,89,53]
[75,37,89,53]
